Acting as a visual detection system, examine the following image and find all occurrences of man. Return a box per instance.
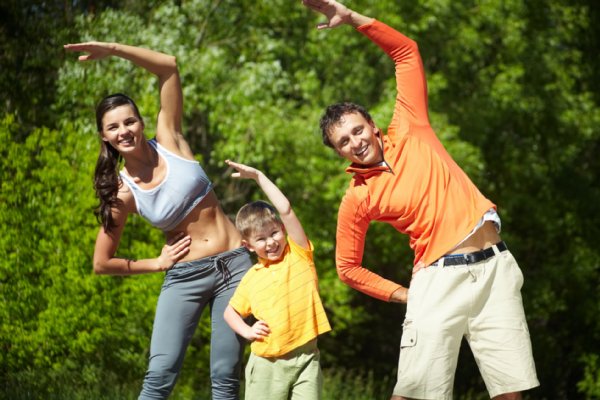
[302,0,539,399]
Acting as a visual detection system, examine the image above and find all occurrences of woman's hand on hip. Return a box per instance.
[157,232,191,271]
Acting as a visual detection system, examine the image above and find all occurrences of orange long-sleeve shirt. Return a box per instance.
[335,20,495,302]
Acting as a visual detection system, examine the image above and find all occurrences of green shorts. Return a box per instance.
[394,245,539,399]
[244,339,322,400]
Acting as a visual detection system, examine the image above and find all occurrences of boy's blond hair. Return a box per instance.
[235,200,283,239]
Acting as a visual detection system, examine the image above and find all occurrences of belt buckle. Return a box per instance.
[465,252,478,264]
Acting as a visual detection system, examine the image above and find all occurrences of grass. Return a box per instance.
[3,366,506,399]
[2,367,393,400]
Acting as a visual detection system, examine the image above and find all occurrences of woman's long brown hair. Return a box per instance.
[93,93,143,233]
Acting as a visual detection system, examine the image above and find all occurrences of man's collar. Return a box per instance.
[345,135,389,174]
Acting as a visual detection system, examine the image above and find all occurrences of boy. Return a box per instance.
[223,159,331,400]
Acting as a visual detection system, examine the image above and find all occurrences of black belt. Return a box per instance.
[433,241,508,267]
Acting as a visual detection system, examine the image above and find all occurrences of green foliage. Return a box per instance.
[578,353,600,399]
[2,0,599,398]
[418,0,600,395]
[322,368,393,400]
[0,114,162,395]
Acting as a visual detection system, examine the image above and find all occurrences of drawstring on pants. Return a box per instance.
[214,257,231,287]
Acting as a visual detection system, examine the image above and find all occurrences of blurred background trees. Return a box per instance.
[1,0,599,398]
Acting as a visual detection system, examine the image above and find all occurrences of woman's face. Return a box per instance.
[100,104,144,154]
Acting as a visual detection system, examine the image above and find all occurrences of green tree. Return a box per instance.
[1,0,599,398]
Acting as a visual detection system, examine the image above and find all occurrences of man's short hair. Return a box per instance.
[319,102,373,148]
[235,200,283,239]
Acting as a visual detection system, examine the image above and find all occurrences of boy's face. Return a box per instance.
[243,222,287,261]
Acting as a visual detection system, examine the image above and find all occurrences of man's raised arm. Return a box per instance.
[302,0,373,29]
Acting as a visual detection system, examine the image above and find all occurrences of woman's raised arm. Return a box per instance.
[64,41,193,158]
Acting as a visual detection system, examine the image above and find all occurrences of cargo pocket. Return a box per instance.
[398,325,418,378]
[400,325,417,349]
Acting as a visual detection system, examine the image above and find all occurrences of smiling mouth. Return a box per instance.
[355,145,368,157]
[267,245,280,257]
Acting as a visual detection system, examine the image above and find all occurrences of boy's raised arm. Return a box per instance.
[225,160,309,249]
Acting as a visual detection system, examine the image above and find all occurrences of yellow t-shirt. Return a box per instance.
[229,237,331,358]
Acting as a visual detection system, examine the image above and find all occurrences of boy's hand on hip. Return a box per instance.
[248,320,271,342]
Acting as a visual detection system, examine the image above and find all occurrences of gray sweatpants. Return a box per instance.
[138,247,253,400]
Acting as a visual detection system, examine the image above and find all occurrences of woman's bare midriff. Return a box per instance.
[166,191,243,262]
[449,220,501,255]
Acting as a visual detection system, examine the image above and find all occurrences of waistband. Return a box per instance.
[268,339,318,360]
[431,241,508,267]
[170,246,249,270]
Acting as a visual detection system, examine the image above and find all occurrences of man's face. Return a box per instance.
[328,112,383,166]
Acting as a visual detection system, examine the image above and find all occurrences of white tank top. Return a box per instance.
[119,139,213,232]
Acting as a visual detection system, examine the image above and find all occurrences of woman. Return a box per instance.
[64,41,252,400]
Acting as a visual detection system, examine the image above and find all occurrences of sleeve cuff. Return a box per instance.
[356,18,377,32]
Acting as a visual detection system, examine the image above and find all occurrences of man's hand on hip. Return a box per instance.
[389,287,408,303]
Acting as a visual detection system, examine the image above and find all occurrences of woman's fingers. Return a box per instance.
[167,232,186,245]
[157,234,191,270]
[165,234,191,257]
[64,42,111,61]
